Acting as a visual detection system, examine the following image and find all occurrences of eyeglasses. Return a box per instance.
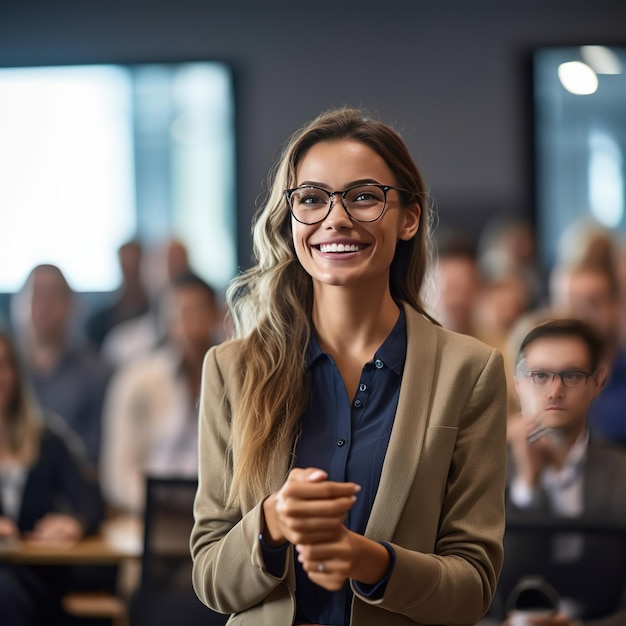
[284,184,413,225]
[524,370,591,388]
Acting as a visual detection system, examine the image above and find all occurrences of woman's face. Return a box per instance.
[291,139,419,293]
[0,340,17,416]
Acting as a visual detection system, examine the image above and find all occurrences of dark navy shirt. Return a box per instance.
[263,309,406,626]
[588,348,626,445]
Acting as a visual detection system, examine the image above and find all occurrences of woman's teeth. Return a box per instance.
[319,243,362,253]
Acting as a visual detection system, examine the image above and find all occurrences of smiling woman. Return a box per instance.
[190,108,508,626]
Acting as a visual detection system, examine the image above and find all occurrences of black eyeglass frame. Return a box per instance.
[523,370,592,388]
[284,184,414,225]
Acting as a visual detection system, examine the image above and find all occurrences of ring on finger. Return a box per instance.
[317,563,325,572]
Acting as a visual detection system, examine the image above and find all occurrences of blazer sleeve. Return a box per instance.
[190,343,292,615]
[353,341,507,625]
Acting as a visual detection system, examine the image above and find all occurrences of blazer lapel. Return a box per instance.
[583,443,606,516]
[365,304,437,541]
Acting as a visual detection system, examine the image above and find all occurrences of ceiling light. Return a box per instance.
[581,45,622,75]
[557,61,598,95]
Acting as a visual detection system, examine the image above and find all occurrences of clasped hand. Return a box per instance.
[507,414,561,488]
[263,467,361,591]
[0,513,83,543]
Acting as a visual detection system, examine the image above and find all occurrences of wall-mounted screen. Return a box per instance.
[533,45,626,269]
[0,61,236,293]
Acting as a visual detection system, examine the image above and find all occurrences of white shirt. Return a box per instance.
[510,430,588,516]
[100,346,199,514]
[0,463,27,522]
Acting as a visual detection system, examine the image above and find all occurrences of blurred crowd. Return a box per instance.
[0,236,225,521]
[430,215,626,448]
[2,214,626,623]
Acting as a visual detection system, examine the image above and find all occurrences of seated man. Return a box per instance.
[100,272,222,515]
[503,318,626,624]
[13,264,111,466]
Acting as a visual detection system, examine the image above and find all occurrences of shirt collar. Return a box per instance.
[543,429,589,488]
[305,307,407,376]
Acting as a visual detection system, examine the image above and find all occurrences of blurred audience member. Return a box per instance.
[475,273,531,353]
[556,216,619,274]
[503,319,626,623]
[101,236,194,368]
[432,234,482,336]
[100,272,221,515]
[165,237,191,283]
[478,216,544,307]
[507,263,626,424]
[616,239,626,348]
[84,239,150,348]
[557,263,626,447]
[12,265,110,466]
[474,273,531,412]
[0,329,104,626]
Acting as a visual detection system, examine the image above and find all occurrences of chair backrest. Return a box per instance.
[495,517,626,620]
[134,476,228,626]
[141,476,199,591]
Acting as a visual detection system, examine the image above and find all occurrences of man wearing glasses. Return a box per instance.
[500,318,626,624]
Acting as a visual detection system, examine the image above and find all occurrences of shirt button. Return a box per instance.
[337,439,346,447]
[374,359,384,369]
[353,399,362,408]
[359,383,367,392]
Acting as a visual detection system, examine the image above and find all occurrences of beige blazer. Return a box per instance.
[191,303,507,626]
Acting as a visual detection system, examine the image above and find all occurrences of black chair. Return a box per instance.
[490,516,626,621]
[130,476,228,626]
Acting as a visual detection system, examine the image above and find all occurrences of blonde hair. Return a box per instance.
[225,108,436,507]
[0,330,42,465]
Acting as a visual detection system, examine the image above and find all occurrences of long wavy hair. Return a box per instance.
[225,108,436,507]
[0,330,43,465]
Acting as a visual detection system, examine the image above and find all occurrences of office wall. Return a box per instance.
[1,0,625,268]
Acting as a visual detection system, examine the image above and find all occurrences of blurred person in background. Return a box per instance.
[432,233,482,336]
[474,273,531,354]
[501,318,626,624]
[473,273,532,416]
[478,216,545,308]
[509,258,625,434]
[555,216,619,275]
[100,236,195,369]
[554,262,626,447]
[84,239,150,348]
[12,264,110,466]
[100,272,222,515]
[0,329,104,626]
[616,239,626,348]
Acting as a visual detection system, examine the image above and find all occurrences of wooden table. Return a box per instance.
[0,517,143,626]
[0,534,141,565]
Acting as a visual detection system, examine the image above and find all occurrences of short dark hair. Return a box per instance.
[170,271,216,303]
[436,233,477,262]
[517,318,604,374]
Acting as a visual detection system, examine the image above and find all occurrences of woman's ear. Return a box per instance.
[398,203,421,241]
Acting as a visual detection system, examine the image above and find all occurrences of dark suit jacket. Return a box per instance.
[0,416,104,535]
[503,440,626,625]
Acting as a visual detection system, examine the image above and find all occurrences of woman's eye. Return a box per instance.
[296,193,326,206]
[355,192,376,201]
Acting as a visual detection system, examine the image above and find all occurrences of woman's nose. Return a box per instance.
[322,195,353,228]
